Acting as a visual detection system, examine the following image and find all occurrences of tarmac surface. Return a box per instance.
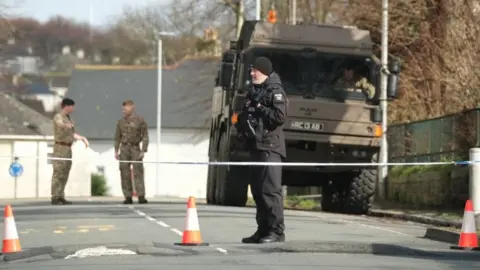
[1,197,480,269]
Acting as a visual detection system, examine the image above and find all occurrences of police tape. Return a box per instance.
[0,155,473,166]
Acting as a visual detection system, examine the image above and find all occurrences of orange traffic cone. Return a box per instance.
[2,205,21,253]
[174,197,208,246]
[451,200,480,250]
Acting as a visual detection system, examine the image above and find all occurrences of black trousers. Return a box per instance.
[249,150,285,236]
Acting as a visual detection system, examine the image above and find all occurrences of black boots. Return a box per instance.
[138,196,148,204]
[241,231,285,244]
[51,197,72,205]
[123,196,148,204]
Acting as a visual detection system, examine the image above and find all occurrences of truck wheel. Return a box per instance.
[206,164,217,204]
[215,133,248,206]
[206,133,218,205]
[321,166,376,215]
[343,167,376,215]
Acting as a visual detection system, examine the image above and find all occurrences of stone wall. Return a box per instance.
[387,165,469,209]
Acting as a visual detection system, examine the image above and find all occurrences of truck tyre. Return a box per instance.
[343,167,376,214]
[215,133,248,206]
[322,157,377,215]
[206,164,217,204]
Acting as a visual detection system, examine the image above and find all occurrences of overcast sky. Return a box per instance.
[10,0,169,26]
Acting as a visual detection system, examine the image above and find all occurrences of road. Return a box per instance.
[1,198,480,269]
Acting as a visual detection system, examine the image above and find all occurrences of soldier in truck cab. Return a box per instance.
[334,64,375,99]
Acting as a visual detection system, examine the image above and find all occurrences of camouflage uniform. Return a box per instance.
[334,77,376,99]
[114,113,149,197]
[51,112,74,200]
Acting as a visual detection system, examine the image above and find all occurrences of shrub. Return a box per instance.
[91,173,108,196]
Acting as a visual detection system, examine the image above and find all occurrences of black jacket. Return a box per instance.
[243,72,287,159]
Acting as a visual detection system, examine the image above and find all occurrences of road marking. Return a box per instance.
[129,206,228,254]
[65,246,136,259]
[19,229,34,234]
[213,247,228,254]
[170,228,182,236]
[77,225,115,229]
[53,225,117,234]
[156,221,170,228]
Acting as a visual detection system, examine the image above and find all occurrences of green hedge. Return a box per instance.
[91,173,109,196]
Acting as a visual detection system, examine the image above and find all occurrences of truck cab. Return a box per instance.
[207,21,400,214]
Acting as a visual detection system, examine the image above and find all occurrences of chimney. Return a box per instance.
[62,46,71,55]
[76,49,85,59]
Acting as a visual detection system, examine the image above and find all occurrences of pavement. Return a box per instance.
[0,197,480,269]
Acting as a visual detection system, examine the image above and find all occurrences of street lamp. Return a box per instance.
[155,31,177,197]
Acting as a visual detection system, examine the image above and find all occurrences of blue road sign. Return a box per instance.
[9,162,23,177]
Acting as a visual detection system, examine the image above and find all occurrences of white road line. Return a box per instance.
[170,228,183,236]
[215,247,228,254]
[129,206,228,254]
[156,221,170,228]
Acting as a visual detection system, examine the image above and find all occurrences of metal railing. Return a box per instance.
[388,108,480,163]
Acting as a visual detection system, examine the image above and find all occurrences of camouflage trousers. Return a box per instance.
[119,145,145,197]
[51,145,72,199]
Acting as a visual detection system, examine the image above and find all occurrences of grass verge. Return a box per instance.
[247,196,319,210]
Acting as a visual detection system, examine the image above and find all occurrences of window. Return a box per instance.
[249,49,308,95]
[248,49,375,99]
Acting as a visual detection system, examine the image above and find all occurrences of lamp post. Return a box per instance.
[155,31,177,197]
[378,0,389,199]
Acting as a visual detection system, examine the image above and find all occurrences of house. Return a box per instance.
[66,57,219,198]
[0,92,91,199]
[14,74,63,114]
[47,75,70,97]
[0,39,43,75]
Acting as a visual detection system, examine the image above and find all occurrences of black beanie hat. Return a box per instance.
[252,57,273,75]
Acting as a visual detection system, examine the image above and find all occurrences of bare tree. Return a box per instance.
[0,0,23,41]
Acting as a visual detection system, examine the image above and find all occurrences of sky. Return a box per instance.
[9,0,169,26]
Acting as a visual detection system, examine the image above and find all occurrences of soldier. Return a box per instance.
[334,65,376,99]
[51,98,89,205]
[238,57,287,244]
[114,100,149,204]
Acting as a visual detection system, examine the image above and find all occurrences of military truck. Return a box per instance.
[206,21,400,215]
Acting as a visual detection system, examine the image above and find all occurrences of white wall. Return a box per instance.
[50,87,67,98]
[0,136,92,199]
[89,128,210,199]
[22,94,62,113]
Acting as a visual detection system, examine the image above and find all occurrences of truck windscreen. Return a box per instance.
[249,49,375,99]
[312,53,374,99]
[249,49,309,95]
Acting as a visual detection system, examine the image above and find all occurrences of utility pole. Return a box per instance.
[291,0,297,25]
[235,0,245,38]
[255,0,261,20]
[378,0,389,199]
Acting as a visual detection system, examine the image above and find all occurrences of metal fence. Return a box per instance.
[388,108,480,162]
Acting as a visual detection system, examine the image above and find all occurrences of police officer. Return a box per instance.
[114,100,149,204]
[51,98,89,205]
[239,56,287,244]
